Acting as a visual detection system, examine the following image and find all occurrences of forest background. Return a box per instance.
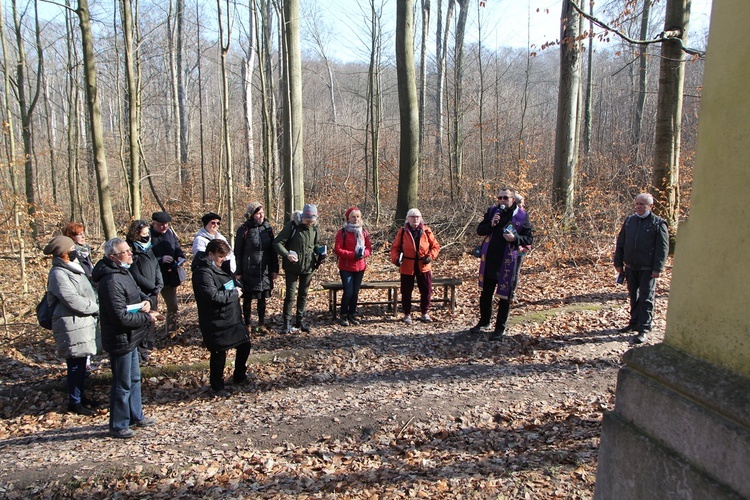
[0,0,709,291]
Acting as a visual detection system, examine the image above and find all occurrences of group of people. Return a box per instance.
[41,189,667,437]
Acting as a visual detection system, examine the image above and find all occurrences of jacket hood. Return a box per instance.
[191,251,212,271]
[92,256,128,283]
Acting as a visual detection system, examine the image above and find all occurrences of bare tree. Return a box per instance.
[552,0,582,220]
[281,0,305,219]
[121,0,141,219]
[365,0,383,224]
[217,0,235,235]
[451,0,469,198]
[434,0,455,176]
[395,0,419,224]
[632,0,652,161]
[652,0,690,239]
[77,0,117,239]
[418,0,429,156]
[240,1,256,187]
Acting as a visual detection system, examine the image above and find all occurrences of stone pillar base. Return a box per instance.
[595,344,750,499]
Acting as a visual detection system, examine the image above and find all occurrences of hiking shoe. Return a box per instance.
[348,315,361,326]
[488,333,504,342]
[211,388,230,398]
[469,323,490,335]
[339,317,350,327]
[296,322,311,333]
[130,417,156,428]
[421,313,432,323]
[68,403,94,416]
[402,315,412,325]
[619,325,637,333]
[281,322,294,334]
[81,398,103,409]
[631,332,647,344]
[109,428,135,439]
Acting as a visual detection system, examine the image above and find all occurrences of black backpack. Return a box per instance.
[36,293,57,330]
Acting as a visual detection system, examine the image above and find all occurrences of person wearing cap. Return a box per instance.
[44,235,101,416]
[333,206,372,326]
[234,202,278,333]
[92,238,162,438]
[192,212,236,275]
[273,204,324,334]
[126,220,164,362]
[470,187,533,341]
[390,208,441,324]
[149,211,186,331]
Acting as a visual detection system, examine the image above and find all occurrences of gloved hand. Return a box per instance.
[422,256,432,264]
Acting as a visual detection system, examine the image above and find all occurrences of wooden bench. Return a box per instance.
[321,278,462,318]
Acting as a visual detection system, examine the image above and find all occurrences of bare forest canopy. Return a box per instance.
[1,0,707,259]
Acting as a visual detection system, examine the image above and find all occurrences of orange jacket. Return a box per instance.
[390,225,440,275]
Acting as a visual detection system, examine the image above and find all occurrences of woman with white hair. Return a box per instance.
[390,208,441,324]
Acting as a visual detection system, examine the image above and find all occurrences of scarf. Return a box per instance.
[345,222,365,255]
[478,206,527,299]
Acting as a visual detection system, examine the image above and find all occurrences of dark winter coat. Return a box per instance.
[234,219,279,293]
[477,203,533,277]
[273,220,321,275]
[92,257,152,356]
[150,226,186,287]
[614,213,669,272]
[47,257,100,359]
[128,241,164,297]
[191,253,249,351]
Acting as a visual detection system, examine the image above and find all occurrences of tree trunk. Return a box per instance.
[195,0,206,205]
[0,0,27,292]
[77,0,117,239]
[652,0,690,241]
[633,0,652,162]
[418,0,429,157]
[395,0,419,224]
[366,0,382,224]
[242,2,256,188]
[121,0,141,219]
[217,0,235,236]
[452,0,469,198]
[552,0,582,221]
[434,0,454,179]
[281,0,305,219]
[583,0,594,156]
[176,0,189,180]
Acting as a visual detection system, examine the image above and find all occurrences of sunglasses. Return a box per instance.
[498,195,511,200]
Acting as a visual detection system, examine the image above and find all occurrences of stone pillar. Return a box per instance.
[595,1,750,498]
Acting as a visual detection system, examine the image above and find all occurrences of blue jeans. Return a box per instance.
[66,357,87,405]
[109,348,145,432]
[339,270,364,317]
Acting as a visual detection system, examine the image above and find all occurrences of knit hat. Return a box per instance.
[345,206,360,220]
[406,208,422,218]
[152,211,172,223]
[43,235,75,257]
[301,204,318,221]
[201,212,221,227]
[245,202,263,218]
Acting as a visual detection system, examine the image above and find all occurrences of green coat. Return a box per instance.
[272,220,321,275]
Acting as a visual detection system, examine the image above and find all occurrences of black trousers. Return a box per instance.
[478,275,512,334]
[624,268,657,333]
[209,341,251,391]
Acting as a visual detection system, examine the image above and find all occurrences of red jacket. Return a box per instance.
[390,225,440,275]
[334,227,372,272]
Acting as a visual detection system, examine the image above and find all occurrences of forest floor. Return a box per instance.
[0,251,671,498]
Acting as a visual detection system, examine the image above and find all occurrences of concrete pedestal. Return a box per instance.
[595,345,750,499]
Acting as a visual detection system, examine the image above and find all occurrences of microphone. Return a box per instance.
[498,204,506,211]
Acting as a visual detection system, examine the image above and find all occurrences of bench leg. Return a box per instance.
[331,289,338,319]
[450,285,456,311]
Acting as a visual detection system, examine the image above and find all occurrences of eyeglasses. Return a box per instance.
[115,249,133,256]
[209,221,221,226]
[498,195,511,200]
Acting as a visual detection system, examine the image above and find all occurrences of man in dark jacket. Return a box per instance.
[150,211,186,331]
[93,238,162,439]
[273,204,324,334]
[470,187,533,341]
[614,193,670,344]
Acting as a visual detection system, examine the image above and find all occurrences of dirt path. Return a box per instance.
[0,261,669,498]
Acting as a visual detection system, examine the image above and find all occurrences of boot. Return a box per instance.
[295,314,311,333]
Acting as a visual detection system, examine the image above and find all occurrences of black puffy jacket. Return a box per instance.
[92,257,152,356]
[128,242,164,297]
[234,219,279,293]
[191,253,249,351]
[614,213,669,272]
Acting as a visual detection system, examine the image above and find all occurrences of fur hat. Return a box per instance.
[245,202,263,219]
[43,235,75,257]
[201,212,221,227]
[301,204,318,221]
[152,211,172,223]
[345,206,360,220]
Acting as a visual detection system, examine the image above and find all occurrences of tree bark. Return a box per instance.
[77,0,117,239]
[121,0,141,219]
[395,0,419,224]
[217,0,235,235]
[652,0,690,241]
[632,0,652,162]
[552,0,582,221]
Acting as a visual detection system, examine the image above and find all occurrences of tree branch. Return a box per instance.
[569,0,706,59]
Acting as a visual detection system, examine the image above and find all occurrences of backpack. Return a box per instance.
[36,293,57,330]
